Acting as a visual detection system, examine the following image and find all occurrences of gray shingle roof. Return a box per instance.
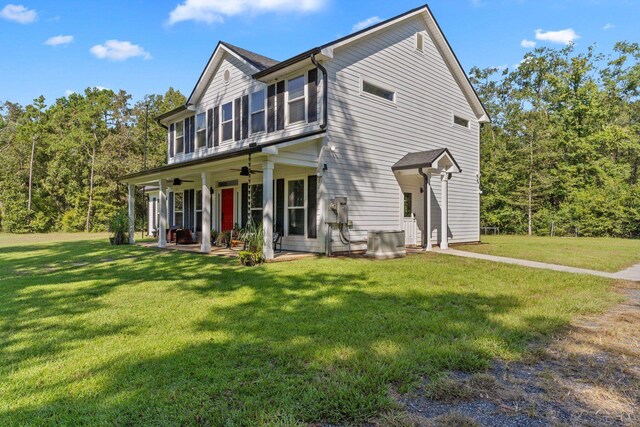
[391,148,461,172]
[221,42,280,71]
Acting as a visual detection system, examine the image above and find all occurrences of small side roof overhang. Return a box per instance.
[392,148,461,174]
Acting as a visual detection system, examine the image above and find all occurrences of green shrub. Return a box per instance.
[108,209,129,245]
[238,250,264,266]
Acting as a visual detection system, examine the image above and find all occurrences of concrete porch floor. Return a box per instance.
[136,241,317,263]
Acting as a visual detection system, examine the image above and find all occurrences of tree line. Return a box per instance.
[0,87,185,232]
[0,41,638,236]
[471,41,639,237]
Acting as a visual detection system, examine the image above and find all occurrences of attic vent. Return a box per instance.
[416,32,424,52]
[223,69,231,84]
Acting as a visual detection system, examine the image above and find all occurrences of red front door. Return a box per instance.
[221,188,234,231]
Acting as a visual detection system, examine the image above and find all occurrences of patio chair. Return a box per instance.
[273,231,282,253]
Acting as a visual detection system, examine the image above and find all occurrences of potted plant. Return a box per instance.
[108,209,129,245]
[238,221,264,266]
[210,229,219,245]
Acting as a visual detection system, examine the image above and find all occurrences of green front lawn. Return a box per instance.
[0,234,621,425]
[456,235,640,272]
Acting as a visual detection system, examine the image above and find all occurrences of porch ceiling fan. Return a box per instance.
[167,178,194,186]
[230,166,262,176]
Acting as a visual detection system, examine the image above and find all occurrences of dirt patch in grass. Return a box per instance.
[392,282,640,427]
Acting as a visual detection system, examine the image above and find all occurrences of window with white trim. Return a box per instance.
[287,179,305,236]
[175,120,184,154]
[362,80,395,102]
[174,191,184,228]
[288,75,305,124]
[195,113,206,148]
[221,102,233,141]
[416,32,424,52]
[250,184,263,225]
[453,115,470,128]
[195,190,202,232]
[250,89,265,133]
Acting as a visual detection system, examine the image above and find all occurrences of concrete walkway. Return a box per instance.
[432,248,640,281]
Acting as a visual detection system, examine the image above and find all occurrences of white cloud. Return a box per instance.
[603,23,615,30]
[534,28,580,45]
[94,86,110,91]
[45,35,74,46]
[90,40,151,61]
[167,0,326,25]
[521,39,536,48]
[352,16,381,32]
[0,4,37,23]
[64,90,76,97]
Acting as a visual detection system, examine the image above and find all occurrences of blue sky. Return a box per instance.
[1,0,638,106]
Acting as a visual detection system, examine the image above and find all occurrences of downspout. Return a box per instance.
[418,168,429,249]
[310,53,328,130]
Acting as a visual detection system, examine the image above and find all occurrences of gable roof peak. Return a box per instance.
[220,41,279,71]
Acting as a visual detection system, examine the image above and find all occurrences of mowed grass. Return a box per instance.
[0,234,622,426]
[457,235,640,272]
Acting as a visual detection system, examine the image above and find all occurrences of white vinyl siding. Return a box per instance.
[323,15,480,248]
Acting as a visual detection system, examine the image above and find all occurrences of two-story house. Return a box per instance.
[119,4,489,260]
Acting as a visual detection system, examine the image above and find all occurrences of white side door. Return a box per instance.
[403,215,417,245]
[402,192,417,246]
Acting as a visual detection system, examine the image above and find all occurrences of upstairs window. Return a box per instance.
[195,112,206,149]
[453,115,470,128]
[175,120,184,154]
[251,89,265,133]
[288,75,306,124]
[221,102,233,141]
[362,80,395,102]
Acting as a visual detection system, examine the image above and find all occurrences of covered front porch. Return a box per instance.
[135,240,317,262]
[120,136,324,260]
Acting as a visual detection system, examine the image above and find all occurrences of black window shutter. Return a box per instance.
[241,183,248,227]
[234,98,241,141]
[206,108,213,148]
[276,81,285,130]
[267,84,275,133]
[275,179,284,233]
[190,189,196,231]
[307,175,317,238]
[183,119,189,154]
[152,197,157,229]
[241,94,249,139]
[169,123,175,157]
[189,116,195,152]
[307,68,318,123]
[213,106,219,147]
[184,119,190,153]
[169,192,174,228]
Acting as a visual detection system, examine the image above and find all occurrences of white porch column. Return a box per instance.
[158,180,167,248]
[262,161,275,260]
[425,173,433,251]
[440,173,449,250]
[201,172,212,253]
[128,184,136,244]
